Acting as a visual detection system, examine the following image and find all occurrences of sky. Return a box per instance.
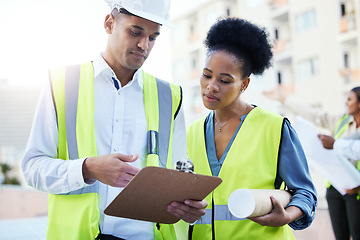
[0,0,181,86]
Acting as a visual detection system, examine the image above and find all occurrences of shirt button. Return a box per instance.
[116,119,119,122]
[118,91,121,95]
[113,148,117,152]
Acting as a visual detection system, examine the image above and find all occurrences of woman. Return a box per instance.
[186,17,317,239]
[265,86,360,240]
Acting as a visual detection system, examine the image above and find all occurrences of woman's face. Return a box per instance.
[200,50,249,111]
[346,91,360,116]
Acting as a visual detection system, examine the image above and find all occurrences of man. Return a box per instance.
[22,0,207,239]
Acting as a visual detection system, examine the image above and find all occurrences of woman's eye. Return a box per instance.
[203,73,211,78]
[221,79,230,84]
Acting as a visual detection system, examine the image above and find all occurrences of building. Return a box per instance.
[171,0,360,124]
[0,81,41,184]
[170,0,360,238]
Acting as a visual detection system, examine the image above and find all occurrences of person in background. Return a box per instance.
[22,0,207,239]
[264,86,360,240]
[186,17,317,239]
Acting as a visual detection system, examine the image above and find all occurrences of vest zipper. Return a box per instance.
[212,194,215,240]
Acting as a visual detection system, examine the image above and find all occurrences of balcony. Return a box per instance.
[339,13,357,33]
[340,68,360,83]
[267,0,289,8]
[268,0,289,21]
[273,38,292,64]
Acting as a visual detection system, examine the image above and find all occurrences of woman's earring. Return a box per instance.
[241,89,245,93]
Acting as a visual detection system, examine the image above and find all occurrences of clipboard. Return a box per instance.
[104,166,222,224]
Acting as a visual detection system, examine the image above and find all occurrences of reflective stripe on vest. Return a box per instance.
[195,205,245,225]
[333,114,351,140]
[144,72,175,168]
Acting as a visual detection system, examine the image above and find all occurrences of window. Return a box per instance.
[205,10,218,29]
[340,3,346,16]
[344,53,349,68]
[174,60,185,78]
[245,0,264,8]
[295,9,317,33]
[275,28,279,40]
[226,7,231,17]
[298,57,319,79]
[277,71,282,84]
[173,26,186,44]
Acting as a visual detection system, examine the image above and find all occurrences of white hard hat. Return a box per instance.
[105,0,173,28]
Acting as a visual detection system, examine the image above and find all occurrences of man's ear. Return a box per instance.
[104,14,114,34]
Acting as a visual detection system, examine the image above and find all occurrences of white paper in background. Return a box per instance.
[292,116,360,195]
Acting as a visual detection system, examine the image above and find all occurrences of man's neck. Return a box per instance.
[114,68,136,87]
[101,54,137,87]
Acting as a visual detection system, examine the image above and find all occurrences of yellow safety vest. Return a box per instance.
[48,62,182,240]
[187,107,295,240]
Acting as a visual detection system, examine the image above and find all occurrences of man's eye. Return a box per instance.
[131,30,140,36]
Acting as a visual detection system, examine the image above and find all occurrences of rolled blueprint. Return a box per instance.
[228,189,292,218]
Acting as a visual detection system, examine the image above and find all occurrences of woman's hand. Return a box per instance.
[247,196,303,227]
[345,185,360,195]
[318,134,335,149]
[167,199,208,223]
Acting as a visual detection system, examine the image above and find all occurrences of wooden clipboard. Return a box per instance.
[104,166,222,224]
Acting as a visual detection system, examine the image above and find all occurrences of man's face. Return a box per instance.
[105,12,161,72]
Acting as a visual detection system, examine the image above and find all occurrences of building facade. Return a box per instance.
[171,0,360,124]
[0,81,41,184]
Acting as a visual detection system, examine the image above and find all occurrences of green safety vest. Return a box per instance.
[186,108,295,240]
[48,62,182,240]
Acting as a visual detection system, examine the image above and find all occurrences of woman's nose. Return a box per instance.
[207,79,219,92]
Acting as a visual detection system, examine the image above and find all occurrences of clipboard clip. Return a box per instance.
[176,157,195,174]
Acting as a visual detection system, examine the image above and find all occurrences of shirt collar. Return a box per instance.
[92,54,144,90]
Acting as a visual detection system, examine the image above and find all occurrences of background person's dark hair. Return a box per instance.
[351,86,360,102]
[204,18,273,79]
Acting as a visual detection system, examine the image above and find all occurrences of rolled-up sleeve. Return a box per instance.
[276,119,318,230]
[334,139,360,160]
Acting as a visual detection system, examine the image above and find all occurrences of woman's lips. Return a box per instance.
[204,94,218,102]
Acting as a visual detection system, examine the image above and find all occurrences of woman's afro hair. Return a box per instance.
[205,17,273,76]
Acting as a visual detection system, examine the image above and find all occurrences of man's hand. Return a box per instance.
[83,153,140,187]
[247,196,303,227]
[318,134,335,149]
[167,199,208,223]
